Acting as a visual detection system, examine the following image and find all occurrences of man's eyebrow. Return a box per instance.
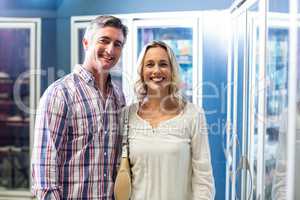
[97,36,110,40]
[115,39,122,43]
[97,36,123,45]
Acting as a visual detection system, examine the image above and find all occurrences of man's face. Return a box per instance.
[85,26,125,72]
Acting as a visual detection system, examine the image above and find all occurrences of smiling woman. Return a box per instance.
[121,40,215,200]
[135,41,181,103]
[142,46,172,97]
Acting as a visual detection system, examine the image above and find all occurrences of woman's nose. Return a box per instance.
[153,64,161,73]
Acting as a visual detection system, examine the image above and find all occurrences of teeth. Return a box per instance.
[151,77,164,82]
[101,57,113,63]
[99,54,113,60]
[104,57,113,60]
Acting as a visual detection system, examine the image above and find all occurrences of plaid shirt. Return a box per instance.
[31,65,125,200]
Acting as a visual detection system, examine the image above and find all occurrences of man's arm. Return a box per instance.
[31,85,69,200]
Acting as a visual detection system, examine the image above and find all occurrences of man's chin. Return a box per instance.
[96,64,113,73]
[102,64,114,70]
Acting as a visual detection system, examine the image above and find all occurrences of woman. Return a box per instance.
[122,40,215,200]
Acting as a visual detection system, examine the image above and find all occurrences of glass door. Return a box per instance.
[132,18,200,104]
[249,3,292,200]
[227,0,266,199]
[227,9,248,200]
[268,0,300,199]
[0,18,40,198]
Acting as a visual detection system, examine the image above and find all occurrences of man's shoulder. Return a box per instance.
[41,73,77,99]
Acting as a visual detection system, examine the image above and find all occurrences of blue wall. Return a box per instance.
[57,0,232,17]
[55,0,232,74]
[202,13,228,199]
[0,0,57,18]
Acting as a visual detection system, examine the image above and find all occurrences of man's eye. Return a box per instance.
[98,39,110,44]
[114,42,123,48]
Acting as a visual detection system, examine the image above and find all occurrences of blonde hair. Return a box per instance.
[134,40,184,103]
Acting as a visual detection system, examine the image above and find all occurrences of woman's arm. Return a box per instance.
[191,108,215,200]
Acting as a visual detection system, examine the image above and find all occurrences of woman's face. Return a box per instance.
[142,46,172,96]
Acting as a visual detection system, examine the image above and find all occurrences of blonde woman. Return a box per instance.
[122,40,215,200]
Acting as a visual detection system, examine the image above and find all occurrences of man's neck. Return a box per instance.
[95,72,110,96]
[82,63,110,96]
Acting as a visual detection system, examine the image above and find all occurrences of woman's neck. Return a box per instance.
[141,95,181,115]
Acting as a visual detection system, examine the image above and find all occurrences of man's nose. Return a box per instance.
[105,42,114,54]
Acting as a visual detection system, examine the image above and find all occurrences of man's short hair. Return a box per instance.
[84,15,128,43]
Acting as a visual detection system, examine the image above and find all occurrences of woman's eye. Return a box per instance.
[160,63,168,67]
[145,63,153,67]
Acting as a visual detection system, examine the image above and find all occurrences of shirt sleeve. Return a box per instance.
[31,85,69,200]
[191,108,215,200]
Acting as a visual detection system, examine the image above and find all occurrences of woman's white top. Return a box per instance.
[121,102,215,200]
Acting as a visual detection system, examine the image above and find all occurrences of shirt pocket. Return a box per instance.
[106,127,122,149]
[68,101,100,143]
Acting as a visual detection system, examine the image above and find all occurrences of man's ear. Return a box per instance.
[82,38,89,50]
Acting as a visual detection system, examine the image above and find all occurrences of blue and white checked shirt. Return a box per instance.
[31,65,125,200]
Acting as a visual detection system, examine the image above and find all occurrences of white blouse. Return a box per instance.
[121,102,215,200]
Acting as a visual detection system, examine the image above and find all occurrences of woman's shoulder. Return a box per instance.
[121,103,139,118]
[183,102,205,116]
[122,103,138,111]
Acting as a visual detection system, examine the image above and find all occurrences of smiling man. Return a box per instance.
[31,16,128,200]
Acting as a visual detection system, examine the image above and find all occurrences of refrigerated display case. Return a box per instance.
[0,18,41,199]
[227,0,299,199]
[247,23,289,200]
[133,19,198,102]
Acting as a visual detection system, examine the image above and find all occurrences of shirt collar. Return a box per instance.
[73,64,94,84]
[73,64,114,89]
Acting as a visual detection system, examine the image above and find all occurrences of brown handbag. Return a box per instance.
[114,108,131,200]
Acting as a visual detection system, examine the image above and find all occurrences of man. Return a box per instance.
[31,15,128,200]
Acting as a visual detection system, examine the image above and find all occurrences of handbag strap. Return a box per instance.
[121,106,130,158]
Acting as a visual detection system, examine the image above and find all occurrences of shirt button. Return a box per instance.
[105,130,108,134]
[104,173,107,177]
[104,152,107,156]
